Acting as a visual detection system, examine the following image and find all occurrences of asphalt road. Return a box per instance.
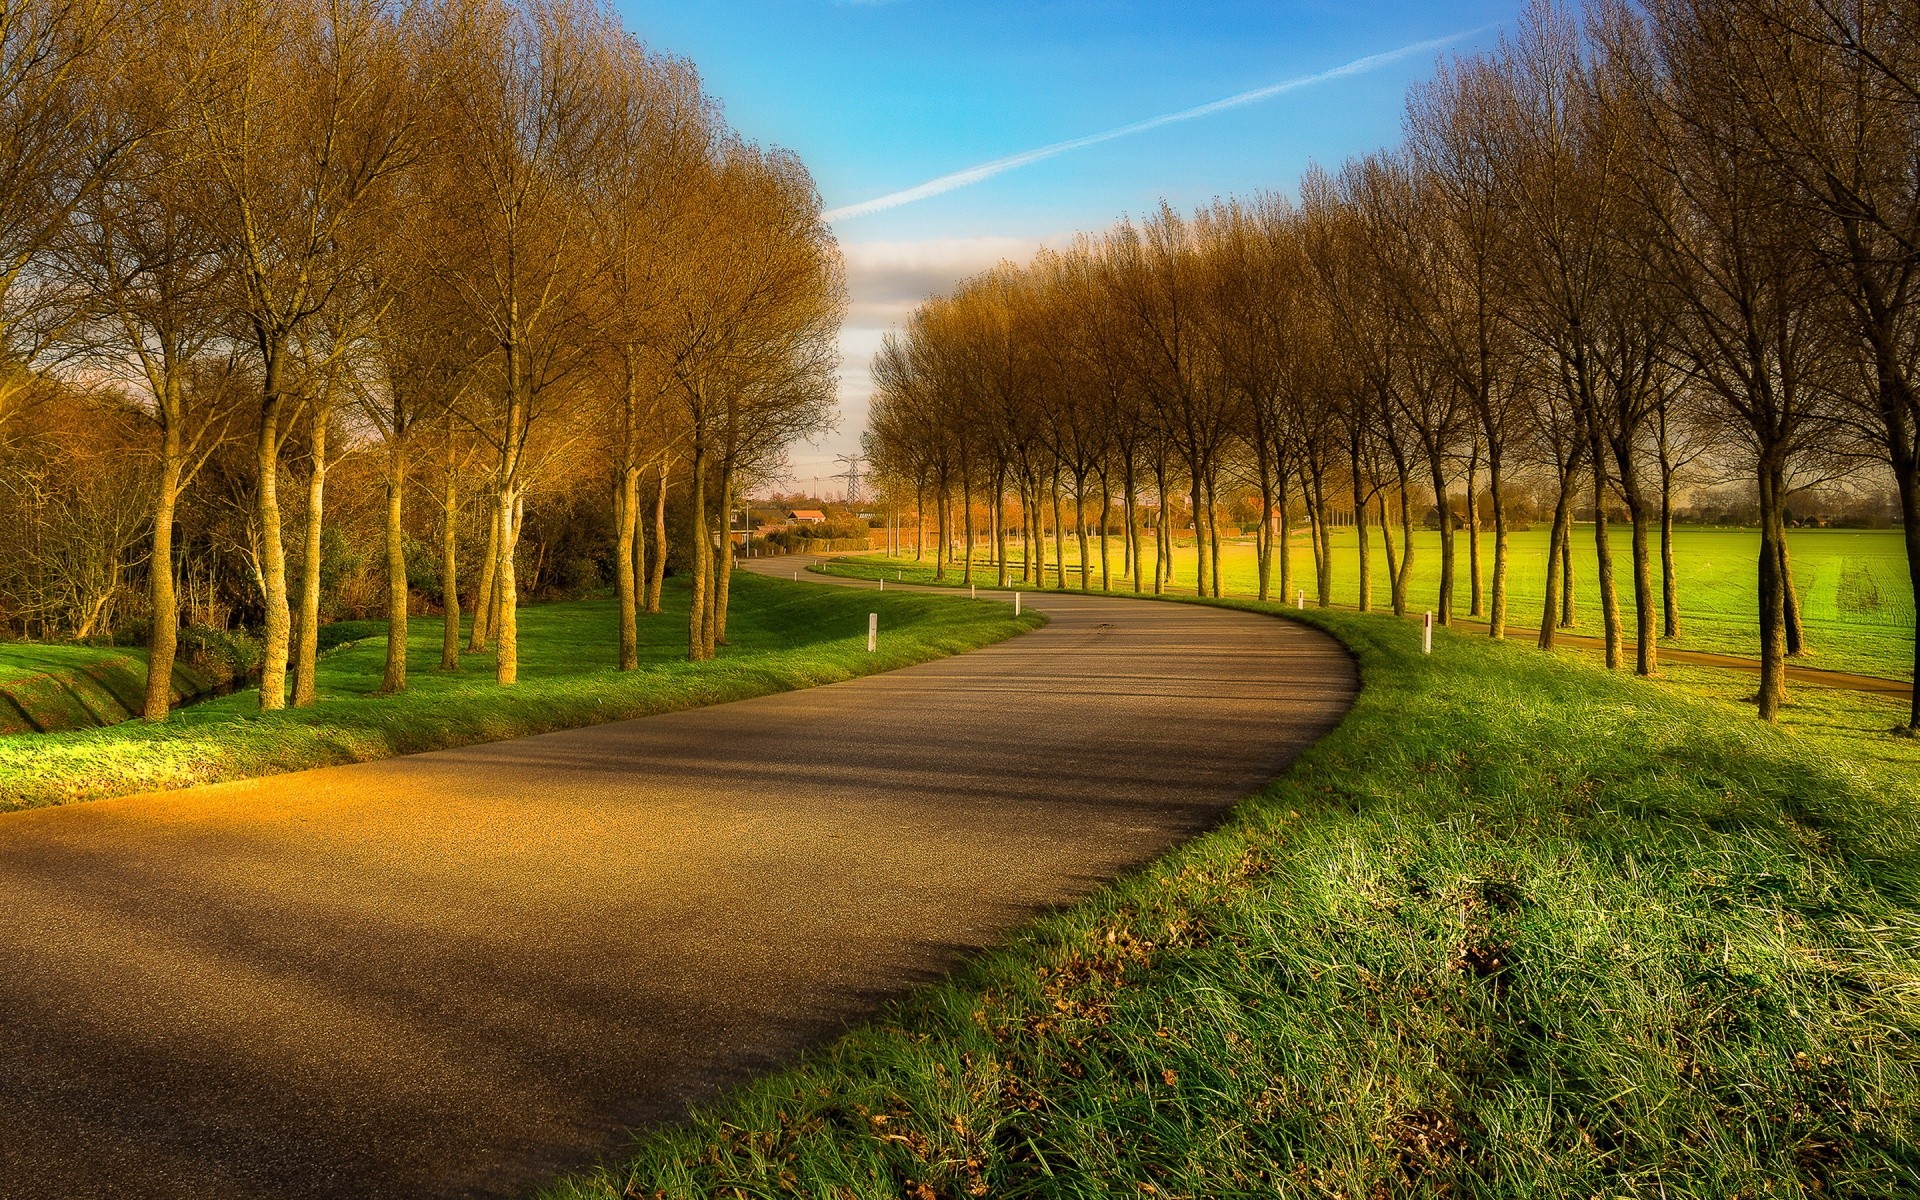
[0,559,1357,1200]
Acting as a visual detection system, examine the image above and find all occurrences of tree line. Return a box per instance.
[863,0,1919,729]
[0,0,844,718]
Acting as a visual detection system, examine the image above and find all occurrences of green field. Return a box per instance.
[547,594,1920,1200]
[888,524,1915,680]
[0,573,1039,810]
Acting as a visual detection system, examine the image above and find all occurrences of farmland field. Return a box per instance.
[894,524,1915,681]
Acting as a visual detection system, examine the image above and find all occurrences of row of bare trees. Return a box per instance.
[0,0,842,718]
[865,0,1919,729]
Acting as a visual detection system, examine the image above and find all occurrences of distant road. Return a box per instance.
[0,557,1356,1199]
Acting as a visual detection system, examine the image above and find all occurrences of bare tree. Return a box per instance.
[183,0,431,709]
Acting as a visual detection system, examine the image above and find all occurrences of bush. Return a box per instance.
[803,518,872,541]
[106,615,153,648]
[404,537,442,601]
[560,556,603,598]
[758,529,802,554]
[177,625,261,687]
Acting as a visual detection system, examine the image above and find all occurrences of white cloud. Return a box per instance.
[838,235,1055,326]
[773,234,1070,493]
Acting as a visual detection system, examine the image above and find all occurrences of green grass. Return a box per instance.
[872,525,1916,680]
[0,643,208,735]
[544,590,1920,1200]
[0,573,1041,811]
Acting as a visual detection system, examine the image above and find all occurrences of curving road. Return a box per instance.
[0,559,1356,1200]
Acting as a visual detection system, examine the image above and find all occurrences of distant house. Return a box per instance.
[788,509,828,524]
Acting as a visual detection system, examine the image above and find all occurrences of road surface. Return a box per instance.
[0,559,1356,1199]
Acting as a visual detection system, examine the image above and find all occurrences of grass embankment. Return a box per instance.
[0,644,209,735]
[868,525,1916,680]
[547,587,1920,1199]
[0,572,1040,811]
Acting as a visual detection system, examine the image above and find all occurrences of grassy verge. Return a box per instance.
[0,643,209,735]
[0,572,1040,811]
[546,580,1920,1199]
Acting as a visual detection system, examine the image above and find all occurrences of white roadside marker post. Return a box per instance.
[1296,589,1304,610]
[1423,611,1434,655]
[878,577,884,591]
[970,582,976,599]
[868,612,878,653]
[1014,591,1021,616]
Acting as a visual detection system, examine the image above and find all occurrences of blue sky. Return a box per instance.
[612,0,1515,493]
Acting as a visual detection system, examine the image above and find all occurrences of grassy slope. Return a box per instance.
[0,573,1040,811]
[0,643,208,735]
[882,526,1915,680]
[546,591,1920,1200]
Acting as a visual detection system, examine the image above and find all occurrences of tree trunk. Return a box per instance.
[1124,459,1141,593]
[1660,459,1680,640]
[1540,479,1571,650]
[1616,447,1657,676]
[1188,472,1208,597]
[1487,446,1509,639]
[1756,462,1789,720]
[440,448,460,672]
[1394,476,1415,617]
[647,460,668,614]
[994,470,1010,588]
[1015,482,1029,584]
[1351,450,1371,613]
[1466,440,1482,617]
[688,429,711,662]
[1097,474,1112,592]
[292,408,330,708]
[1380,492,1402,615]
[1310,472,1332,607]
[1255,465,1275,604]
[495,488,520,684]
[1899,461,1920,731]
[1275,473,1292,606]
[1153,469,1169,595]
[713,464,735,646]
[615,466,640,670]
[1428,448,1454,625]
[379,437,408,694]
[1031,482,1045,585]
[1627,495,1656,676]
[934,484,949,581]
[255,352,291,711]
[1780,537,1805,655]
[469,504,498,652]
[641,478,656,614]
[1207,472,1222,597]
[1560,519,1576,627]
[1590,433,1623,670]
[962,475,976,585]
[144,446,183,722]
[1050,479,1066,589]
[1075,476,1091,592]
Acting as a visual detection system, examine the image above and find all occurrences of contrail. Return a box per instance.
[823,28,1490,224]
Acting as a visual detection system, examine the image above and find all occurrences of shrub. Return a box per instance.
[177,625,261,687]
